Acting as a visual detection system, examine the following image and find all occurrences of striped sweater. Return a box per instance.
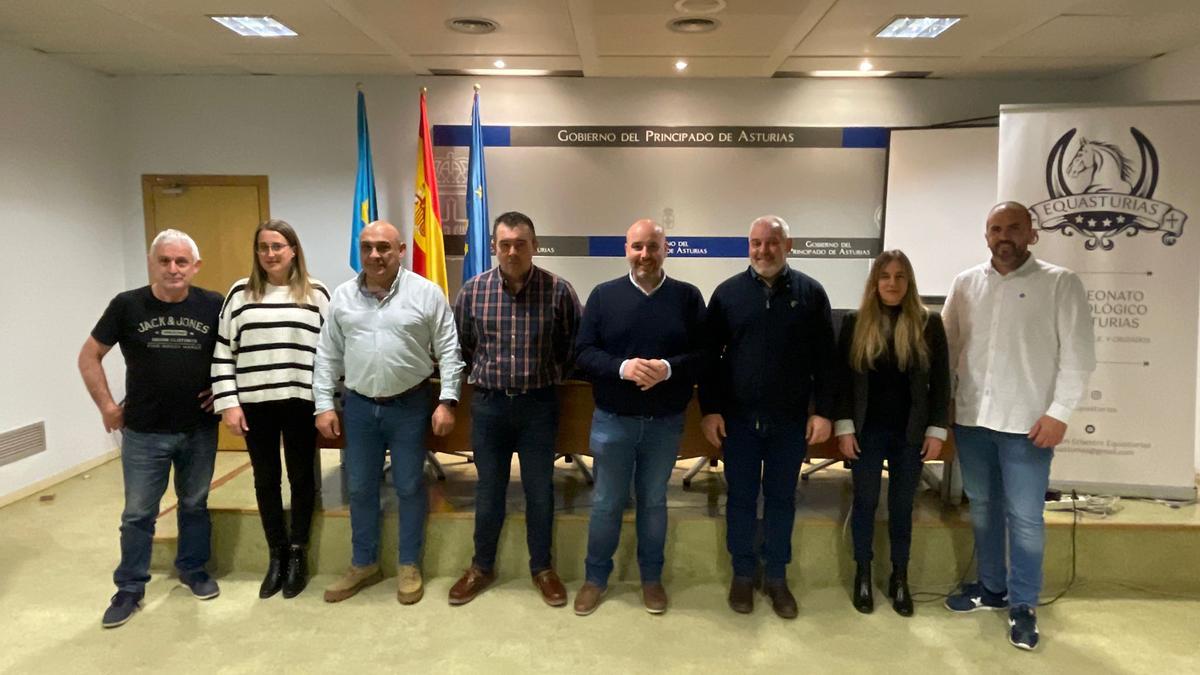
[211,278,330,412]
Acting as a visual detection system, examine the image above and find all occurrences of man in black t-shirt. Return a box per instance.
[78,229,224,629]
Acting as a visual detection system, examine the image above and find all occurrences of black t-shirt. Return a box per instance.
[91,285,224,433]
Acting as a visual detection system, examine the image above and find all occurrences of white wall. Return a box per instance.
[1099,42,1200,102]
[114,74,1106,296]
[0,43,128,499]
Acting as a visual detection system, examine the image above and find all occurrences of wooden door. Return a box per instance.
[142,174,270,450]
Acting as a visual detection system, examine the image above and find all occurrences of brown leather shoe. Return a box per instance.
[642,582,668,614]
[762,579,798,619]
[532,569,568,607]
[448,565,495,606]
[573,582,605,616]
[728,576,755,614]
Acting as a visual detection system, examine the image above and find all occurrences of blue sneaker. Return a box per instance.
[1008,606,1040,651]
[102,590,142,628]
[944,582,1008,612]
[179,570,220,600]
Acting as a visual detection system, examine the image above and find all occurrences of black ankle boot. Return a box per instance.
[281,545,308,599]
[889,567,913,617]
[259,547,286,599]
[852,562,874,614]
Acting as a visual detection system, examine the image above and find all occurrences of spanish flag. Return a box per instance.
[412,88,448,297]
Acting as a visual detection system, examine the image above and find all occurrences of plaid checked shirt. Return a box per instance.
[453,265,582,391]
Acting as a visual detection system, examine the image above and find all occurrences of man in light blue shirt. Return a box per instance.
[314,220,464,605]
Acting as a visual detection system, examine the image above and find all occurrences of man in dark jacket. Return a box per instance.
[700,215,836,619]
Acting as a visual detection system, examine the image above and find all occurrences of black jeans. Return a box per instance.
[470,387,559,574]
[723,415,807,580]
[850,427,924,566]
[242,398,318,549]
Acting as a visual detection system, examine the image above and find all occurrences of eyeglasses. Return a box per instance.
[256,243,292,254]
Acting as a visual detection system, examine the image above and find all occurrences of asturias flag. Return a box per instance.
[349,89,378,273]
[412,89,449,297]
[463,88,490,281]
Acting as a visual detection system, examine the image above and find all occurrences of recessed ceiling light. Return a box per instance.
[210,16,297,37]
[667,17,720,34]
[446,17,499,34]
[875,16,961,39]
[859,59,873,72]
[809,70,894,78]
[675,60,688,71]
[673,0,726,14]
[493,59,506,69]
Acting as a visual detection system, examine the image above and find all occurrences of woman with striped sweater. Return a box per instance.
[212,219,329,599]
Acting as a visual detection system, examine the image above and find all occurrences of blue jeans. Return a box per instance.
[470,388,559,574]
[954,424,1053,609]
[584,409,684,588]
[723,415,807,580]
[114,425,218,593]
[343,386,432,567]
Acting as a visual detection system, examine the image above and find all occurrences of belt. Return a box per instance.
[477,385,552,398]
[352,379,429,405]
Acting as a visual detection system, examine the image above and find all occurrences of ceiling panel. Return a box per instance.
[792,0,1079,57]
[989,14,1200,58]
[232,54,413,75]
[591,3,805,57]
[347,0,578,55]
[55,52,247,75]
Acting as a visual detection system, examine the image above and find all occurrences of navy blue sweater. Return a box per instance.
[575,275,706,417]
[699,266,836,422]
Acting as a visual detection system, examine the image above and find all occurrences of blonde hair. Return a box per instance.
[849,250,929,373]
[247,219,314,303]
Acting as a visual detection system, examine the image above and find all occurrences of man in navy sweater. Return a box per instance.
[573,219,706,616]
[700,215,836,619]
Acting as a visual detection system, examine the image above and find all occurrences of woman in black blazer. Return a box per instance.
[834,250,950,616]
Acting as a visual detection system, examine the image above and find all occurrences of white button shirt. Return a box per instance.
[313,268,464,413]
[942,255,1096,434]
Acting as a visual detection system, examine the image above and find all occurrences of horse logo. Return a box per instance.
[1032,127,1186,250]
[1066,138,1133,194]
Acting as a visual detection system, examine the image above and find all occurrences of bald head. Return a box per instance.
[359,219,405,286]
[626,219,667,289]
[362,220,402,246]
[988,201,1032,229]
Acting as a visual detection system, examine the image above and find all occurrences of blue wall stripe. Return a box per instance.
[432,125,511,147]
[841,127,890,148]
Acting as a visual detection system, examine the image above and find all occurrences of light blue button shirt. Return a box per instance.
[313,268,464,413]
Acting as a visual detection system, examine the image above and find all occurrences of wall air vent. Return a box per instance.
[0,421,46,467]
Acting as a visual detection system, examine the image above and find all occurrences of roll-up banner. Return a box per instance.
[998,102,1199,500]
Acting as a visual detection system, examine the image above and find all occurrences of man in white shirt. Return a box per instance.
[941,202,1095,651]
[313,221,464,605]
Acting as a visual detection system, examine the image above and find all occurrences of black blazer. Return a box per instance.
[833,310,951,445]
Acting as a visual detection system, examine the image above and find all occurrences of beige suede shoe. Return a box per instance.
[396,564,424,605]
[323,563,382,603]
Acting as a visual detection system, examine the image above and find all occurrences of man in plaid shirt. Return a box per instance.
[449,211,582,608]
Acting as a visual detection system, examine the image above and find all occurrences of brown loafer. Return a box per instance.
[449,565,495,606]
[728,576,754,614]
[762,579,798,619]
[642,582,668,614]
[573,582,605,616]
[532,568,568,607]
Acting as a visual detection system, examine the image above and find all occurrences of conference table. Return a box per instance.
[318,380,957,495]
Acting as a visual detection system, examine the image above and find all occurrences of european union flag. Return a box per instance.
[463,89,490,281]
[349,89,378,273]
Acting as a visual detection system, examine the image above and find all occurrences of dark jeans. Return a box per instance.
[470,387,559,574]
[342,385,432,567]
[850,428,924,566]
[723,415,807,581]
[114,425,218,593]
[242,398,318,549]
